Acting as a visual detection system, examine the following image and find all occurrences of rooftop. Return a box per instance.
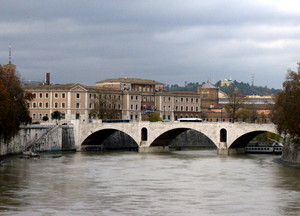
[200,82,218,89]
[96,78,164,85]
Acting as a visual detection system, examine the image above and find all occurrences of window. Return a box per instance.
[186,98,188,102]
[55,93,58,98]
[45,102,49,108]
[136,96,138,100]
[39,93,43,98]
[196,99,199,103]
[62,103,65,108]
[45,93,49,98]
[131,96,134,100]
[181,98,183,102]
[186,106,188,111]
[175,106,178,111]
[62,93,66,98]
[76,103,80,108]
[76,93,80,99]
[191,98,194,103]
[33,113,36,119]
[39,113,42,119]
[33,102,36,108]
[55,102,58,108]
[39,102,43,108]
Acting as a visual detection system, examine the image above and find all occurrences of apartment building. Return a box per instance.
[24,78,202,122]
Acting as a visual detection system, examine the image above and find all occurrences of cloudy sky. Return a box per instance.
[1,0,300,88]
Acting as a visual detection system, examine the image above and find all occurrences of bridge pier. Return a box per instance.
[217,142,228,155]
[139,146,169,153]
[217,142,246,155]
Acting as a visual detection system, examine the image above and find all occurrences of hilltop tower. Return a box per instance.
[3,44,16,74]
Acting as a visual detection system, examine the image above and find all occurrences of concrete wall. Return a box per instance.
[281,138,300,164]
[0,124,75,156]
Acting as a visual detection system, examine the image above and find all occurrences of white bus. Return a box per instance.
[177,118,203,122]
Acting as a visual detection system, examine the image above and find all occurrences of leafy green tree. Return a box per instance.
[0,64,32,142]
[272,68,300,143]
[42,116,49,122]
[51,110,62,123]
[145,113,162,122]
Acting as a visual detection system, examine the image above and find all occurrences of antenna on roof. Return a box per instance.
[251,74,254,86]
[9,43,12,64]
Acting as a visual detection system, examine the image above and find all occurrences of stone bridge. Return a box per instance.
[72,120,279,154]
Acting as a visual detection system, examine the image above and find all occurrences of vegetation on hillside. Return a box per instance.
[167,82,201,92]
[215,80,280,95]
[166,80,280,95]
[0,65,33,142]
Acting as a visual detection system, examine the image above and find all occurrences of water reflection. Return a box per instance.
[0,151,299,216]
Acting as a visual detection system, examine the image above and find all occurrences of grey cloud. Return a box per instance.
[1,0,300,88]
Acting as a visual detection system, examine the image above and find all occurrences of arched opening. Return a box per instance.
[81,129,139,152]
[230,131,282,151]
[141,128,148,141]
[151,128,216,149]
[220,129,227,142]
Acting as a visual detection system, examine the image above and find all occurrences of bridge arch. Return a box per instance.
[228,130,281,149]
[149,127,216,148]
[80,128,139,151]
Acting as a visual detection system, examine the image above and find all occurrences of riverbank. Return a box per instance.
[274,158,300,169]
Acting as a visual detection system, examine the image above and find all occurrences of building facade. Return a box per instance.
[24,78,202,123]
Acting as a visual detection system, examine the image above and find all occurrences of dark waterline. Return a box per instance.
[0,150,300,216]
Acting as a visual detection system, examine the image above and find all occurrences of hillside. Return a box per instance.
[166,80,280,96]
[215,80,280,95]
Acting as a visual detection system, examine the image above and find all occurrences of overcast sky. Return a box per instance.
[1,0,300,88]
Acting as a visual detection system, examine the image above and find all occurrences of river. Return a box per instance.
[0,150,300,216]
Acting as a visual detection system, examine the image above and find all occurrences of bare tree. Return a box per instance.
[90,90,121,120]
[225,87,245,123]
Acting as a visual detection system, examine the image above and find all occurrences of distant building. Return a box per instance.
[220,77,232,87]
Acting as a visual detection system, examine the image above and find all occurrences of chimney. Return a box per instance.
[46,72,50,85]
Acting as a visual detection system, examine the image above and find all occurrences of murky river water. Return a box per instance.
[0,150,300,216]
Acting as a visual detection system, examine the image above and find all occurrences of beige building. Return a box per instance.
[24,78,202,122]
[23,83,100,123]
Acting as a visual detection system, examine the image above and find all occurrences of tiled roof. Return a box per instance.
[200,82,218,89]
[96,78,164,85]
[23,83,123,92]
[23,83,81,90]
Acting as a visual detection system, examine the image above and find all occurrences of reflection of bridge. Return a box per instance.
[72,121,278,154]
